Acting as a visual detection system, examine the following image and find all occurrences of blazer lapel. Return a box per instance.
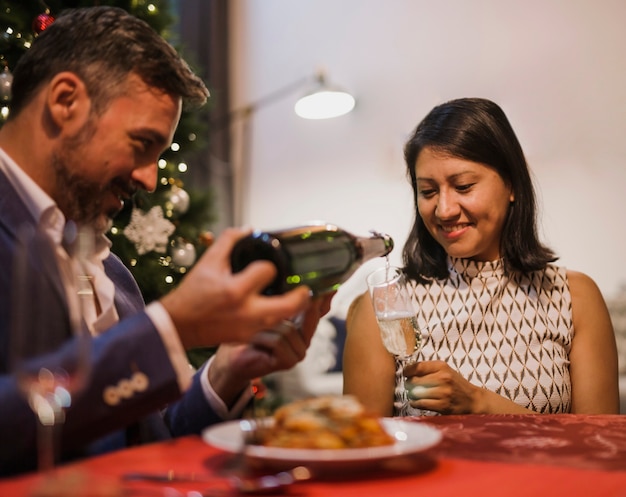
[0,168,72,354]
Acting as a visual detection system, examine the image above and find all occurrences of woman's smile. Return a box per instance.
[438,223,472,238]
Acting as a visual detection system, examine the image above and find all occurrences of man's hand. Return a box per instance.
[160,228,312,349]
[207,292,334,407]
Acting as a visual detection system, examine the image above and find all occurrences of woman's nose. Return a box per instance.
[435,191,459,219]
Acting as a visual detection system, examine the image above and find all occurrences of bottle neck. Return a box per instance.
[357,232,394,263]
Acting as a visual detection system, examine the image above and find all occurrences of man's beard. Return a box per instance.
[51,157,115,235]
[51,124,124,235]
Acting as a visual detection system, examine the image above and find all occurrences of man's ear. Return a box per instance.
[46,72,91,131]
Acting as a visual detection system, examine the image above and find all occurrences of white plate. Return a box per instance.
[202,418,441,470]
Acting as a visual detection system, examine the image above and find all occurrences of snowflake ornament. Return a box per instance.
[123,206,176,255]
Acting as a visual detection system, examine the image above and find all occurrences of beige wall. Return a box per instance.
[227,0,626,309]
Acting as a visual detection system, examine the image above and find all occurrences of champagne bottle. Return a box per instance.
[230,222,394,295]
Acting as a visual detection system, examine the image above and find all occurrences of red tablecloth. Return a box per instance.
[417,414,626,472]
[1,414,625,497]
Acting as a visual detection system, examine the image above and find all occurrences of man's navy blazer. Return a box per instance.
[0,167,223,475]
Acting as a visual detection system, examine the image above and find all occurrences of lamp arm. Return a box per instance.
[211,74,318,130]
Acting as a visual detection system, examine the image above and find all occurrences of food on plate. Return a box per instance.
[255,395,394,449]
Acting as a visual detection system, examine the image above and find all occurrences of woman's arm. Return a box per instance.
[342,292,396,416]
[567,270,620,414]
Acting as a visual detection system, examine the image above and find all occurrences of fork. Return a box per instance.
[123,465,311,495]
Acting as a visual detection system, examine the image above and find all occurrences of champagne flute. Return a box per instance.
[367,266,421,416]
[9,224,93,475]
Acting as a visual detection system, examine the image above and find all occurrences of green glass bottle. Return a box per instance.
[231,222,394,295]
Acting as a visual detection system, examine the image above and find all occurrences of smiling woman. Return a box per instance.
[343,97,620,418]
[415,149,514,262]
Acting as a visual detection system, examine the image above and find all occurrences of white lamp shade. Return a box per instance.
[294,89,356,119]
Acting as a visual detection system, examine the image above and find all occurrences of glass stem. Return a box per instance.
[399,358,410,416]
[36,407,63,472]
[37,421,54,471]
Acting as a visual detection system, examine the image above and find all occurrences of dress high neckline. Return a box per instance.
[448,257,505,279]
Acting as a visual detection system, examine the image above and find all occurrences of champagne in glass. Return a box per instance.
[376,311,421,362]
[367,266,421,415]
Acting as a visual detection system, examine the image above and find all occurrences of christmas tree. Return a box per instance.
[0,0,215,304]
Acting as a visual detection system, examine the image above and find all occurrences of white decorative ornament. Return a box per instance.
[123,206,176,255]
[170,237,197,267]
[164,185,190,217]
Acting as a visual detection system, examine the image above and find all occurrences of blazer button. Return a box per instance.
[131,372,149,392]
[103,386,121,406]
[118,379,133,399]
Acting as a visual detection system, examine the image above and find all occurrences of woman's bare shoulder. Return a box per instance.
[566,269,612,332]
[566,269,603,298]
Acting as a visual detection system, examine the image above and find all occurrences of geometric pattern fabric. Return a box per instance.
[396,257,572,415]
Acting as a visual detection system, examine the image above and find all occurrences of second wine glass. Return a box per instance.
[367,266,421,415]
[9,224,93,475]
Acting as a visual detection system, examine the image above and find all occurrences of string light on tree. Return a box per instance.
[0,64,12,102]
[131,1,159,15]
[0,64,11,120]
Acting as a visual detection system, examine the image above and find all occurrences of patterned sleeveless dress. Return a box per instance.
[395,257,573,416]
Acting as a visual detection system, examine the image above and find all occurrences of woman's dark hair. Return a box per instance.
[402,97,556,282]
